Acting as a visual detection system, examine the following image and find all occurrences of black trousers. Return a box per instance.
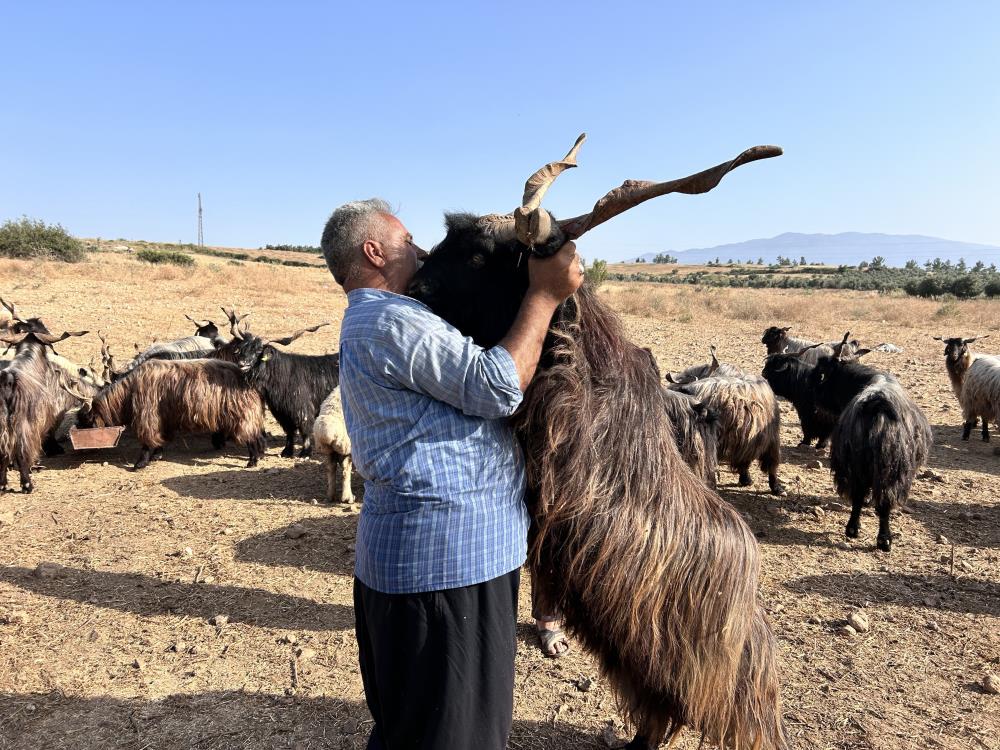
[354,569,520,750]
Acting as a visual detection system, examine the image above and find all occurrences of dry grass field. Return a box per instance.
[1,252,998,750]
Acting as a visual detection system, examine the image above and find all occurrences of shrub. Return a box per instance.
[949,274,984,299]
[985,279,1000,298]
[585,259,608,288]
[136,248,195,267]
[0,216,86,262]
[915,276,948,298]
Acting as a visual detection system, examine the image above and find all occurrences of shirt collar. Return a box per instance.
[346,287,431,312]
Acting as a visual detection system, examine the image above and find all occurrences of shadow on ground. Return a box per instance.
[161,463,330,504]
[235,515,360,576]
[785,572,1000,616]
[0,691,606,750]
[0,565,353,632]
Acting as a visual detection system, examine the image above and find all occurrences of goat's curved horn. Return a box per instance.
[788,343,822,358]
[185,313,212,328]
[0,331,28,346]
[0,297,25,323]
[832,331,852,359]
[221,307,249,340]
[558,144,783,240]
[964,334,989,343]
[265,322,330,348]
[34,330,89,346]
[514,133,586,247]
[932,336,943,341]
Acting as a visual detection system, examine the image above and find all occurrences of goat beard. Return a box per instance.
[512,285,786,748]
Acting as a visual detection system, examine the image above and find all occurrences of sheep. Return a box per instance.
[0,298,90,492]
[311,386,354,504]
[213,311,336,458]
[808,333,932,552]
[761,352,838,449]
[668,371,786,495]
[76,358,266,469]
[114,313,230,379]
[404,135,786,749]
[934,335,999,442]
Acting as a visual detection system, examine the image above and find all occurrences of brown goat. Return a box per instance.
[515,287,784,748]
[1,299,90,493]
[78,359,266,469]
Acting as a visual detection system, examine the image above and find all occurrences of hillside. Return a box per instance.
[629,232,1000,267]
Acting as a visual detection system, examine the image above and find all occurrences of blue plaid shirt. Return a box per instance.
[339,288,529,594]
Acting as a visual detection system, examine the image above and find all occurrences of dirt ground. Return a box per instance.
[1,254,998,750]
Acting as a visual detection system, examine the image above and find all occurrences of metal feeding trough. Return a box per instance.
[69,426,126,450]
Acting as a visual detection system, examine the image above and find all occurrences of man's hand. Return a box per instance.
[498,241,585,392]
[526,241,584,305]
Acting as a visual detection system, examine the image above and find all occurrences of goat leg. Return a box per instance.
[0,458,8,491]
[961,420,974,441]
[211,431,226,450]
[297,433,313,459]
[339,454,354,504]
[845,491,865,540]
[737,466,753,487]
[134,445,154,470]
[982,419,990,442]
[280,432,296,458]
[17,458,33,494]
[875,507,893,553]
[624,735,654,750]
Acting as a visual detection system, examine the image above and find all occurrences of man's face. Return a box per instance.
[378,214,428,292]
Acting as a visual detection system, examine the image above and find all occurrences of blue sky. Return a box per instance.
[2,2,998,261]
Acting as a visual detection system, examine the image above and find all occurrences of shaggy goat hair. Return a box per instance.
[668,371,786,496]
[660,386,720,486]
[761,353,837,449]
[311,386,354,503]
[43,350,106,456]
[213,313,335,458]
[77,358,266,469]
[808,349,932,552]
[115,315,228,380]
[934,335,999,442]
[0,301,90,492]
[409,196,785,750]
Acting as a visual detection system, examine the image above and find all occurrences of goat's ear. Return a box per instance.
[665,372,694,385]
[772,361,789,372]
[964,335,989,343]
[854,348,872,358]
[781,326,791,332]
[932,336,943,341]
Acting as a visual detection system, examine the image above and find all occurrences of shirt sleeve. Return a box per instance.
[384,308,523,419]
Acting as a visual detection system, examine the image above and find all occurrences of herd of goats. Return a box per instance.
[4,133,1000,748]
[0,301,353,503]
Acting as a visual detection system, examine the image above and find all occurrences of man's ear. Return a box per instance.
[362,239,387,268]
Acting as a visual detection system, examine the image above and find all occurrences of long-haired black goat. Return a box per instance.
[213,311,335,458]
[762,352,838,449]
[0,299,90,492]
[808,333,932,552]
[405,135,786,749]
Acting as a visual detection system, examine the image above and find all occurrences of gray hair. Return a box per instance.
[320,198,394,286]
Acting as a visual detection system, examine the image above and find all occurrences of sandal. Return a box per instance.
[536,626,569,658]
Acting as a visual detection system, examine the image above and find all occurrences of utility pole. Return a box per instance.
[197,193,204,247]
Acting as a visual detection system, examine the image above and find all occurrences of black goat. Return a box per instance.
[808,335,932,552]
[761,353,837,449]
[213,312,335,458]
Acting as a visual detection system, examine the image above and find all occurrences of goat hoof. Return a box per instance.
[280,447,295,458]
[624,736,653,750]
[845,524,860,539]
[876,536,892,552]
[22,484,34,494]
[297,449,312,459]
[738,474,753,487]
[769,482,787,497]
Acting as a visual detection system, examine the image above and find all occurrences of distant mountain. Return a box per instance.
[627,232,1000,267]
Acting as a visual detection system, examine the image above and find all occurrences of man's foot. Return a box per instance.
[535,619,569,658]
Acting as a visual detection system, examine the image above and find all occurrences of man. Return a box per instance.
[321,198,582,749]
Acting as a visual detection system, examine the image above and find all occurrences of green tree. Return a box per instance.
[584,259,608,288]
